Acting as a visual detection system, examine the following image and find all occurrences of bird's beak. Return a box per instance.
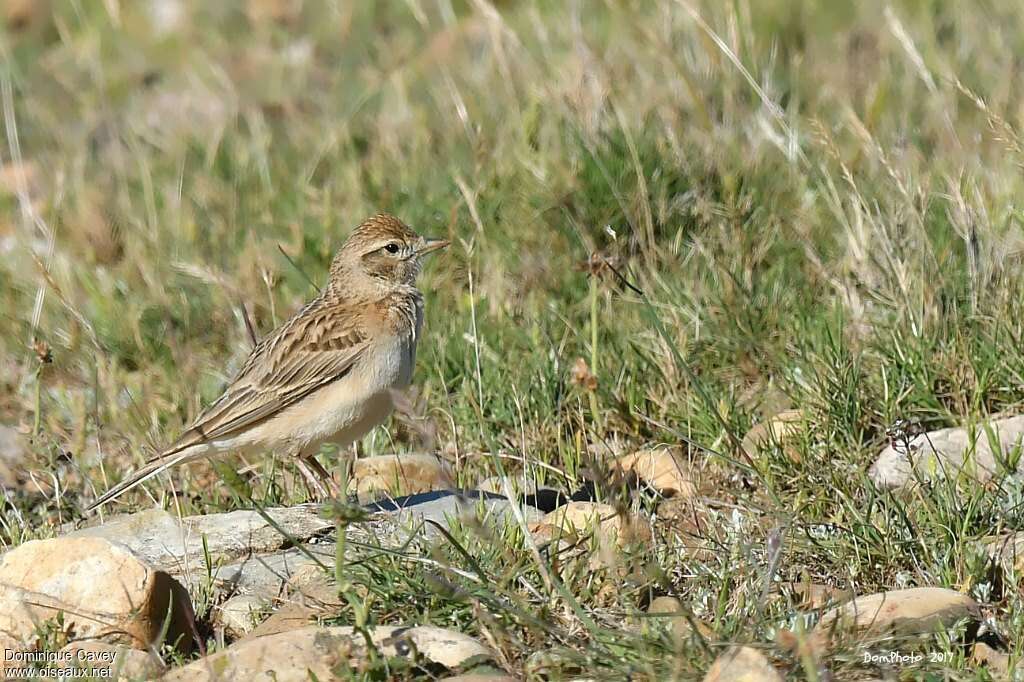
[417,237,450,255]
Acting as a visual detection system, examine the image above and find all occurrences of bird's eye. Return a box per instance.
[384,242,400,254]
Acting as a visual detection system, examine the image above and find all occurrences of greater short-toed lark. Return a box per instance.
[87,213,448,510]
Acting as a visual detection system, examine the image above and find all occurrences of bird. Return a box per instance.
[87,213,449,511]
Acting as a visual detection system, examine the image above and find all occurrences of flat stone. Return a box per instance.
[610,447,695,497]
[206,543,337,597]
[644,596,696,640]
[0,536,194,653]
[703,646,782,682]
[367,489,544,537]
[217,594,270,639]
[60,641,164,680]
[531,502,652,571]
[869,415,1024,488]
[245,602,320,639]
[350,453,455,503]
[161,625,493,681]
[244,576,345,639]
[812,587,980,649]
[971,642,1009,675]
[68,504,333,575]
[742,409,805,463]
[56,496,541,609]
[531,501,651,547]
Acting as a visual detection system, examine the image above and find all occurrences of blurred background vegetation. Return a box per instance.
[3,0,1024,678]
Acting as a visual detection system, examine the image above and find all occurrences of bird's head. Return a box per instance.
[330,213,449,292]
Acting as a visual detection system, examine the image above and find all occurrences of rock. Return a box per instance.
[368,489,544,537]
[812,587,980,649]
[57,493,542,622]
[971,642,1009,675]
[245,602,319,639]
[610,447,695,497]
[0,536,194,653]
[282,574,344,606]
[217,594,269,639]
[245,577,344,638]
[62,497,542,608]
[531,501,651,547]
[60,642,163,680]
[870,415,1024,488]
[703,646,782,682]
[208,543,336,598]
[648,595,684,614]
[68,504,333,576]
[531,502,652,571]
[162,625,493,681]
[742,409,805,462]
[645,596,695,640]
[350,453,456,503]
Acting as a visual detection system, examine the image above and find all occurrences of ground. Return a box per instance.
[2,1,1024,680]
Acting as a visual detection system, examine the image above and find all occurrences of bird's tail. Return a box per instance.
[86,449,200,513]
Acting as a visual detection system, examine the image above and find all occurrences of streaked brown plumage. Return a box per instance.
[88,213,448,511]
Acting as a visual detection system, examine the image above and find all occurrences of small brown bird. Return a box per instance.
[88,213,448,510]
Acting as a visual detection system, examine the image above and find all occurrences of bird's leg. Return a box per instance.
[295,457,330,501]
[304,455,341,498]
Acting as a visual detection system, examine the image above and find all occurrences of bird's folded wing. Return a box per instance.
[159,305,369,457]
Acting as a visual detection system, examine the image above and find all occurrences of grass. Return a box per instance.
[3,0,1024,679]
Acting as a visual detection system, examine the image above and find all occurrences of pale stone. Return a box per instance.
[647,595,684,614]
[531,501,651,547]
[0,536,193,653]
[813,587,980,649]
[741,410,805,462]
[350,453,456,503]
[367,490,544,538]
[530,502,652,572]
[68,504,333,575]
[245,602,319,639]
[703,646,782,682]
[63,498,538,608]
[217,594,269,639]
[644,596,700,640]
[610,447,696,497]
[161,625,493,681]
[60,641,163,680]
[243,577,345,639]
[870,415,1024,488]
[971,642,1009,675]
